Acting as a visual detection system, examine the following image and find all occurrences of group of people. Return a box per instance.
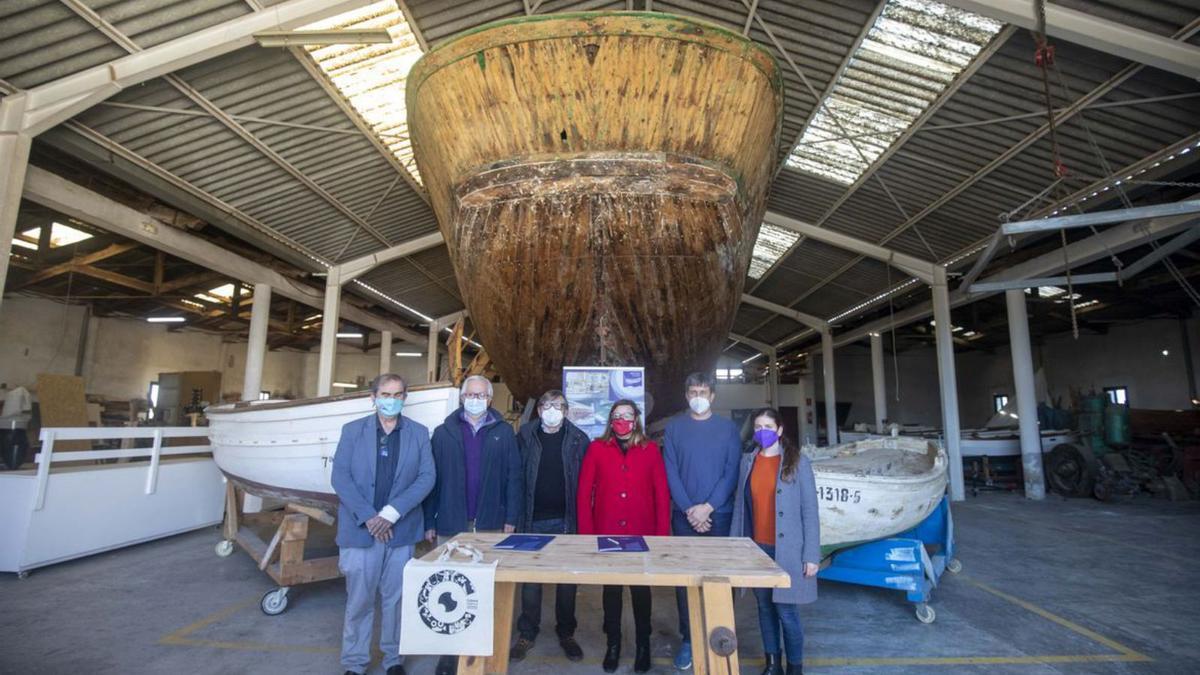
[331,371,820,675]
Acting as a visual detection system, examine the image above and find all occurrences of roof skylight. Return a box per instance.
[20,222,94,248]
[748,223,802,279]
[785,0,1003,184]
[302,1,424,185]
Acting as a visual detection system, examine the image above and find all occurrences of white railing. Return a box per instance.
[34,427,211,511]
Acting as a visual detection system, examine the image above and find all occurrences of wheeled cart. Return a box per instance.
[215,483,342,615]
[817,494,959,623]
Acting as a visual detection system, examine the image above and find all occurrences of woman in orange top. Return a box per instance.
[731,408,820,675]
[577,399,670,673]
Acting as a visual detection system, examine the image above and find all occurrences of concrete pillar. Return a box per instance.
[243,283,271,401]
[870,332,887,433]
[379,330,392,376]
[316,272,341,397]
[427,321,440,384]
[821,329,838,445]
[931,273,965,501]
[1006,289,1045,500]
[768,348,779,410]
[0,130,33,305]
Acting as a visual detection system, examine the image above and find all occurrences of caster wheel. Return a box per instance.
[215,540,235,557]
[946,558,962,574]
[261,587,290,616]
[915,603,936,624]
[17,570,30,580]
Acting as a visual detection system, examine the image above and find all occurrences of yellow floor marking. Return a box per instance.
[158,576,1155,667]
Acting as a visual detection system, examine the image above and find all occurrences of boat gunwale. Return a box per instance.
[407,11,783,105]
[808,439,948,487]
[205,381,457,416]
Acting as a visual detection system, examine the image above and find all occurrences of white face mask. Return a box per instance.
[540,407,564,428]
[688,396,711,415]
[463,397,488,416]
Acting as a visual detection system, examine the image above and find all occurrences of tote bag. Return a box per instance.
[400,541,497,656]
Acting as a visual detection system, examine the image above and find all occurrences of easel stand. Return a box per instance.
[215,482,342,615]
[817,495,960,623]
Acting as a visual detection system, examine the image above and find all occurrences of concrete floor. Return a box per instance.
[2,492,1197,674]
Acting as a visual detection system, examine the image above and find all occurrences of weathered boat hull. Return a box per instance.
[808,437,949,556]
[206,385,460,508]
[407,12,783,413]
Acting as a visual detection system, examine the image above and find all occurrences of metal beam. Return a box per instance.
[1119,228,1200,281]
[1001,200,1200,236]
[741,293,828,331]
[940,0,1200,81]
[763,211,939,283]
[970,273,1118,293]
[333,232,445,282]
[22,165,425,345]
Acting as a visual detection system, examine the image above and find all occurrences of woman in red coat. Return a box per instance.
[577,399,670,673]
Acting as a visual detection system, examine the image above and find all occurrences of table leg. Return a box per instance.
[699,579,738,675]
[459,581,516,675]
[686,586,709,675]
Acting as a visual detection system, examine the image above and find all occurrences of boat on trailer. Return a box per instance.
[808,436,948,556]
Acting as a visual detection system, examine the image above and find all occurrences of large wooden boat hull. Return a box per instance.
[407,12,783,413]
[808,437,949,556]
[206,385,459,508]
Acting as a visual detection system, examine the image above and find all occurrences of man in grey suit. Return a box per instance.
[331,373,435,675]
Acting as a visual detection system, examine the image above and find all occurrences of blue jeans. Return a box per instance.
[753,544,804,665]
[517,518,578,640]
[672,509,732,639]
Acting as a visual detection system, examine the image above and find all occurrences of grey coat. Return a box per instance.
[731,448,820,604]
[517,418,590,532]
[331,414,436,548]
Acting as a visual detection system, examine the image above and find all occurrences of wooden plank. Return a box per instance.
[222,482,239,541]
[71,264,156,293]
[259,519,286,570]
[422,534,788,588]
[484,581,517,674]
[278,513,310,569]
[687,585,709,675]
[286,502,335,526]
[157,270,223,294]
[270,555,341,586]
[699,578,738,675]
[35,373,90,451]
[15,241,138,288]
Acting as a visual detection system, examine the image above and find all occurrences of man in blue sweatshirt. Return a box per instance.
[662,371,742,670]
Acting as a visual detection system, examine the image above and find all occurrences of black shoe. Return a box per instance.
[785,664,803,675]
[343,671,360,675]
[760,654,784,675]
[603,643,621,673]
[559,636,584,662]
[387,667,407,675]
[436,655,457,675]
[634,640,651,673]
[511,636,535,661]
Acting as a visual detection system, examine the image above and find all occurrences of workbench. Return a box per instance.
[422,533,789,675]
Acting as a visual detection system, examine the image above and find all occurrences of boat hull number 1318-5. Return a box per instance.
[819,487,862,503]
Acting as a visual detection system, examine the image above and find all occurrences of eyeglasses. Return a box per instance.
[540,402,567,411]
[376,391,406,400]
[610,412,636,421]
[463,392,490,400]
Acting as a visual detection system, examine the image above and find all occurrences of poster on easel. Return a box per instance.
[562,366,646,440]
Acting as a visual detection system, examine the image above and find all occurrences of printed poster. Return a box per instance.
[562,366,647,440]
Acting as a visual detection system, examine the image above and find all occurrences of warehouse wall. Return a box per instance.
[0,297,87,388]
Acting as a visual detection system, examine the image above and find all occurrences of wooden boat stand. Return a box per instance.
[218,483,341,615]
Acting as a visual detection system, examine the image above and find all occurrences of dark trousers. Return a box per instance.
[672,509,733,640]
[602,585,651,645]
[516,518,577,640]
[753,544,805,665]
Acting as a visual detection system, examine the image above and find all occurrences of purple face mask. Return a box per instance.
[754,428,779,449]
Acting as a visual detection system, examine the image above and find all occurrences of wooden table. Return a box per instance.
[422,533,790,675]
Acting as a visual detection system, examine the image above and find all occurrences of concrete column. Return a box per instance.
[821,329,838,445]
[931,273,965,501]
[379,330,392,375]
[427,321,440,384]
[768,348,779,410]
[243,283,272,401]
[870,332,887,433]
[316,272,341,397]
[1006,289,1045,500]
[0,130,33,305]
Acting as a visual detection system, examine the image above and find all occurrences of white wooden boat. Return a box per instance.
[838,427,1074,457]
[206,384,460,508]
[807,437,948,556]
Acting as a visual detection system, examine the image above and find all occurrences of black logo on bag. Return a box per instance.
[417,569,478,635]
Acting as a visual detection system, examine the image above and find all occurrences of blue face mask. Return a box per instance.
[463,397,488,417]
[754,429,779,449]
[376,397,404,418]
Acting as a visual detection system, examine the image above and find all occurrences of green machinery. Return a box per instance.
[1045,391,1133,499]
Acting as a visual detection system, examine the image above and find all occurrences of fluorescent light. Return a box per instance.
[254,29,392,47]
[337,332,364,339]
[332,382,358,388]
[1162,349,1170,356]
[742,353,764,364]
[147,317,186,323]
[394,351,423,357]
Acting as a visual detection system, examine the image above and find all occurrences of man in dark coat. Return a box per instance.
[423,375,523,675]
[509,389,590,662]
